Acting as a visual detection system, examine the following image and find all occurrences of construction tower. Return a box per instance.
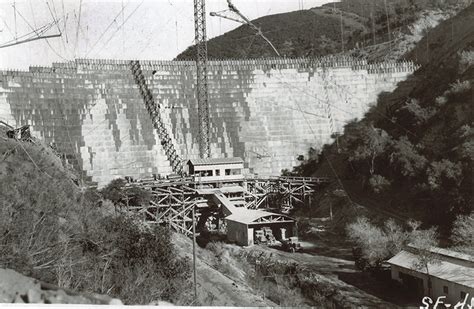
[194,0,211,158]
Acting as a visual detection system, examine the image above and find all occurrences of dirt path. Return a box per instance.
[249,246,399,308]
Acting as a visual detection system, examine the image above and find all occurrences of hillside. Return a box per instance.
[177,0,468,60]
[0,131,193,305]
[294,4,474,231]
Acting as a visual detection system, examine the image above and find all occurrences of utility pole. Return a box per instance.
[192,206,198,300]
[194,0,211,159]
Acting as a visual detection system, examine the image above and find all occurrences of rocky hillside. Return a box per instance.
[177,0,469,60]
[0,131,193,305]
[295,4,473,230]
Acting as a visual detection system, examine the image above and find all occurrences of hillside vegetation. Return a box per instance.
[293,4,474,231]
[177,0,468,60]
[0,135,192,305]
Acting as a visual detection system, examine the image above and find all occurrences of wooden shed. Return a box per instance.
[225,209,295,246]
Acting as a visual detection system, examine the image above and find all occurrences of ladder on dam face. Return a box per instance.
[130,60,184,175]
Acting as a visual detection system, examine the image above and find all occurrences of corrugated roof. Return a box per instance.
[407,244,474,263]
[387,250,474,288]
[187,157,244,166]
[225,209,294,225]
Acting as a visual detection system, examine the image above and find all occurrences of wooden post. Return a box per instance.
[330,202,333,221]
[192,206,198,300]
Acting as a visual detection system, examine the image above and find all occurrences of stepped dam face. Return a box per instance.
[0,58,417,186]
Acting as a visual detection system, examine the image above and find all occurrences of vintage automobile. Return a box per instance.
[281,236,303,253]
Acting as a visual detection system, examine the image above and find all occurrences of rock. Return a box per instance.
[109,298,123,305]
[0,268,40,303]
[0,268,123,305]
[26,288,43,303]
[12,293,25,303]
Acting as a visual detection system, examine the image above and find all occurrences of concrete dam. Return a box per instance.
[0,57,417,186]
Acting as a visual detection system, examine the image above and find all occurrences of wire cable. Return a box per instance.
[73,0,83,58]
[13,8,67,60]
[96,0,144,54]
[85,1,131,57]
[16,139,53,179]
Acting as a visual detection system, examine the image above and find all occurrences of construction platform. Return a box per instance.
[125,172,329,237]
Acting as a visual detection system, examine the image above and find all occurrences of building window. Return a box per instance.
[460,291,466,299]
[225,169,231,175]
[215,169,220,176]
[443,286,449,294]
[231,168,241,175]
[397,271,402,279]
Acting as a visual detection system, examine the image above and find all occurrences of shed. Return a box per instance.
[387,245,474,304]
[225,209,295,246]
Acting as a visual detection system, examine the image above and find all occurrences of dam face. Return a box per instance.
[0,58,417,186]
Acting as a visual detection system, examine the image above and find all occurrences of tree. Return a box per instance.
[346,123,391,175]
[368,174,391,193]
[347,217,387,268]
[100,178,127,205]
[451,213,474,255]
[426,159,462,190]
[389,136,428,177]
[408,221,440,298]
[396,98,435,128]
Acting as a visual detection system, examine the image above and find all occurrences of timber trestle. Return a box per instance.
[125,176,329,236]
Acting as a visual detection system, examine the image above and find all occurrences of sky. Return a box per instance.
[0,0,334,69]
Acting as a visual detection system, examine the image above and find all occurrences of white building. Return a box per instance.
[388,244,474,304]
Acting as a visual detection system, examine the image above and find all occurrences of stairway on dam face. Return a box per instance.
[130,60,183,175]
[0,58,418,186]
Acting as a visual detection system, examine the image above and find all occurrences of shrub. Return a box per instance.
[451,213,474,255]
[369,174,391,193]
[0,140,192,305]
[100,178,126,205]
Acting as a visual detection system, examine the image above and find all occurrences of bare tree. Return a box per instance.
[408,221,440,298]
[451,213,474,255]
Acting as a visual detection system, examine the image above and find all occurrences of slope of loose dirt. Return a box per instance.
[172,234,276,306]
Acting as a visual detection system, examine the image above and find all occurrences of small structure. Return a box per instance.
[388,244,474,304]
[187,157,244,186]
[225,209,295,246]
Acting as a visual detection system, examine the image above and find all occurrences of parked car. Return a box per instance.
[281,236,303,253]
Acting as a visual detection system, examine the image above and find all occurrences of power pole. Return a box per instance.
[194,0,211,159]
[192,206,198,300]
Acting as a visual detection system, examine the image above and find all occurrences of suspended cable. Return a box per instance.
[85,1,131,57]
[290,83,355,206]
[93,0,144,57]
[0,33,61,49]
[60,0,68,43]
[13,1,18,39]
[73,0,83,58]
[14,8,67,60]
[0,23,52,46]
[384,0,392,51]
[46,1,69,57]
[16,139,53,179]
[2,19,15,38]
